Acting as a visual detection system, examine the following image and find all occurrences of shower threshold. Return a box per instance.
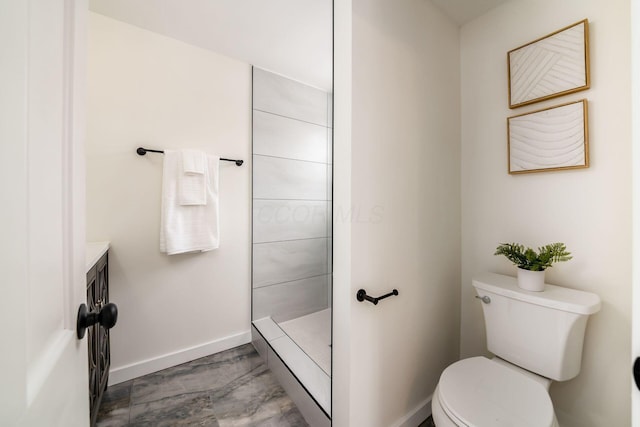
[253,309,331,416]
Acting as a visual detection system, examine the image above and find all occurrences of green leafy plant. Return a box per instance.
[494,242,572,271]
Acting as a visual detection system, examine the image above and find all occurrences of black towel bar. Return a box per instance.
[136,147,243,166]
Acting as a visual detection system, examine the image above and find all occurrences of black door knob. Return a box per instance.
[76,302,118,339]
[634,357,640,391]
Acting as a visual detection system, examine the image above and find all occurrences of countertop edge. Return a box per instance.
[86,241,110,273]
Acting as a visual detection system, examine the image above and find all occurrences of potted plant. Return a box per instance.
[494,242,572,291]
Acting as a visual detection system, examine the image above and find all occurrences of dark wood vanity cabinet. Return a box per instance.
[86,252,110,426]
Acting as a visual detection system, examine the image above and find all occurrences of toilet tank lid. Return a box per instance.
[473,272,601,315]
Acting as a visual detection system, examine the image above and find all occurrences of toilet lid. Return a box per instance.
[438,357,555,427]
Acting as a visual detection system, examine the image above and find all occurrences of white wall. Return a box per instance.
[88,0,333,91]
[460,1,631,426]
[86,13,252,382]
[332,0,353,423]
[333,0,462,425]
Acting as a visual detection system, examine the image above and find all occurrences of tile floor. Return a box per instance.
[96,343,308,426]
[419,415,436,427]
[97,342,436,426]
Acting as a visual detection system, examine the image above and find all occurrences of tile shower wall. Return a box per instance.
[252,68,332,323]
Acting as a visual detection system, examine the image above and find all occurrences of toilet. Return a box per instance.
[432,272,601,427]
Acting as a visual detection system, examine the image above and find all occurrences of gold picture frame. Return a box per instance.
[507,99,589,174]
[508,19,590,109]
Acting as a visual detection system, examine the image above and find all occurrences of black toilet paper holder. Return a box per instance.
[356,289,399,305]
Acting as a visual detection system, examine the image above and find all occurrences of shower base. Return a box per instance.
[252,309,331,417]
[279,309,331,375]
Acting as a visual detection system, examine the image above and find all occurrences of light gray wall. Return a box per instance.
[252,68,332,323]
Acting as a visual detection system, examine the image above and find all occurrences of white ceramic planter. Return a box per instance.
[517,268,546,292]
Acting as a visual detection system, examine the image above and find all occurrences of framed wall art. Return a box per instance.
[507,99,589,174]
[508,19,590,109]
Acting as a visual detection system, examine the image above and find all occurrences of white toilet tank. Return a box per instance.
[473,272,601,382]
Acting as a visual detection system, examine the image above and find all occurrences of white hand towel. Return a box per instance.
[182,149,205,174]
[160,150,220,255]
[178,149,207,206]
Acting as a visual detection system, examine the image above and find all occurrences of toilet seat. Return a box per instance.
[437,357,555,427]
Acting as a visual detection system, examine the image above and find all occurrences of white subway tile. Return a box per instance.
[253,68,328,126]
[253,239,328,288]
[253,155,326,201]
[252,275,329,323]
[253,111,327,163]
[253,200,328,243]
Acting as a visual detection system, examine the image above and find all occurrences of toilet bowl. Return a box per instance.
[430,272,601,427]
[432,357,558,427]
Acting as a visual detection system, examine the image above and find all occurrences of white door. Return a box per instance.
[634,0,640,425]
[0,0,89,426]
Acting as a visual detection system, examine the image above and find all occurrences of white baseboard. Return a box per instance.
[392,394,433,427]
[108,330,251,386]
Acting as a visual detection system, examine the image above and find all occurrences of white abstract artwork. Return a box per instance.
[508,100,588,174]
[508,20,589,108]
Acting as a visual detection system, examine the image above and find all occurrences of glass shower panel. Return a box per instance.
[252,67,332,416]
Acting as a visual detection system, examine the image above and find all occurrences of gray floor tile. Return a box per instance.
[95,408,131,427]
[96,380,133,426]
[130,344,262,405]
[96,344,307,427]
[419,415,436,427]
[129,391,219,426]
[210,364,307,426]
